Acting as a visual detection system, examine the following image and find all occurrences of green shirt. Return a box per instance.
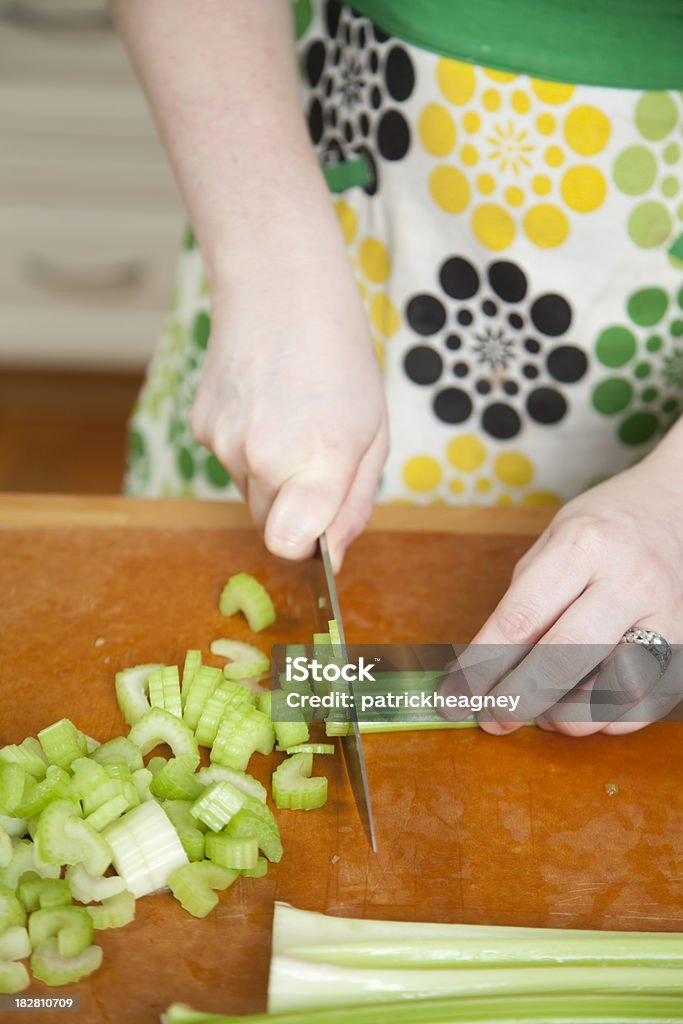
[351,0,683,90]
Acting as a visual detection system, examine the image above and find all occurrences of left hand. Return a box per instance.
[443,444,683,736]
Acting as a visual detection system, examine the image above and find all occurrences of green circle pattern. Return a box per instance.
[595,326,637,367]
[627,287,668,327]
[635,93,678,141]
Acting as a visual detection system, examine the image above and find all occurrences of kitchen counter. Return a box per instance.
[1,494,681,1022]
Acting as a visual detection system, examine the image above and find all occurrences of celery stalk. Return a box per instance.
[0,826,11,869]
[271,754,327,811]
[29,905,93,959]
[168,861,237,918]
[211,640,269,681]
[103,801,188,898]
[86,889,135,930]
[0,926,31,961]
[0,960,30,994]
[115,664,163,726]
[128,708,199,759]
[65,864,125,904]
[31,937,102,986]
[219,573,276,632]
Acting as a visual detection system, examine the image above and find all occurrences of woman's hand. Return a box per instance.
[443,440,683,735]
[191,235,388,572]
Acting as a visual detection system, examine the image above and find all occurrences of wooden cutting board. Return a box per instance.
[1,496,681,1024]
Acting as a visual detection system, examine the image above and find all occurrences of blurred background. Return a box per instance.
[0,0,184,492]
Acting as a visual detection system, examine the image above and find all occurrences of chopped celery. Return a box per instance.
[128,708,199,759]
[196,766,267,804]
[86,889,135,930]
[31,937,102,986]
[0,815,27,839]
[67,757,106,800]
[90,737,144,771]
[211,706,274,772]
[219,573,276,632]
[162,801,206,862]
[14,765,70,818]
[0,763,26,816]
[190,782,246,833]
[224,798,282,863]
[325,722,349,737]
[168,861,237,918]
[104,801,188,898]
[272,754,327,811]
[285,744,335,756]
[114,663,163,726]
[147,756,168,777]
[19,877,71,912]
[0,826,11,869]
[195,682,252,749]
[82,777,137,817]
[36,800,112,876]
[327,619,341,646]
[132,767,154,803]
[38,719,87,769]
[205,834,258,871]
[85,795,131,832]
[65,864,125,904]
[240,856,268,879]
[0,884,27,929]
[0,839,59,889]
[29,905,93,959]
[181,650,202,710]
[182,667,222,733]
[0,960,29,994]
[0,925,31,961]
[259,691,310,751]
[211,640,269,681]
[148,666,183,720]
[151,754,202,802]
[0,738,48,780]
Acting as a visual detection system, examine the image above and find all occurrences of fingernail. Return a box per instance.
[267,531,312,560]
[479,720,517,736]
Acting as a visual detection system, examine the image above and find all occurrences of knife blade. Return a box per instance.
[312,534,377,853]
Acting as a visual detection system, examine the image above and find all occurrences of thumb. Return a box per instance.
[264,463,355,562]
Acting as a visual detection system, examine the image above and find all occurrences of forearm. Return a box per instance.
[110,0,335,285]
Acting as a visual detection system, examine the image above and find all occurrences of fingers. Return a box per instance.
[325,419,389,572]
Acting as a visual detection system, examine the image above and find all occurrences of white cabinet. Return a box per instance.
[0,1,185,369]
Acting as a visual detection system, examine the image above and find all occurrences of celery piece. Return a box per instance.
[0,738,48,780]
[327,619,341,646]
[14,765,70,818]
[205,834,258,871]
[149,666,183,720]
[240,856,268,879]
[211,640,269,681]
[29,905,93,959]
[151,755,202,802]
[0,815,27,839]
[0,960,29,994]
[67,757,107,800]
[0,826,11,869]
[0,884,26,930]
[31,937,102,986]
[183,666,222,732]
[85,795,130,832]
[132,767,154,803]
[115,663,163,726]
[38,719,87,769]
[285,744,335,755]
[195,680,255,748]
[128,708,199,759]
[90,737,144,771]
[0,763,26,816]
[19,877,71,912]
[219,573,276,632]
[82,778,136,817]
[162,801,206,862]
[272,754,327,811]
[181,650,202,710]
[0,926,31,961]
[86,889,135,930]
[211,706,274,772]
[0,839,59,889]
[168,861,237,918]
[325,721,349,737]
[196,766,267,804]
[259,691,310,751]
[65,864,125,904]
[224,798,282,863]
[147,756,168,777]
[104,801,188,898]
[190,782,246,833]
[84,735,100,753]
[36,800,111,876]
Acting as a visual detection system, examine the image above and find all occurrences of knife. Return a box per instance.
[312,533,378,853]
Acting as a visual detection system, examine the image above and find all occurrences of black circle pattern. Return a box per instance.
[303,2,416,194]
[403,257,588,439]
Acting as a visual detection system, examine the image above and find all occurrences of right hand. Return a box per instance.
[190,232,388,571]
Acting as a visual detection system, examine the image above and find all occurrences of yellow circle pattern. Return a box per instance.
[447,435,485,472]
[335,200,357,244]
[418,103,456,157]
[430,165,471,213]
[403,456,442,493]
[523,204,569,247]
[477,173,495,195]
[530,80,575,104]
[463,111,480,133]
[437,58,476,105]
[483,88,501,111]
[359,238,390,284]
[494,453,533,487]
[461,144,479,166]
[563,105,610,156]
[472,204,515,250]
[560,165,607,212]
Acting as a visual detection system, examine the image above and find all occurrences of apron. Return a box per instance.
[124,0,683,508]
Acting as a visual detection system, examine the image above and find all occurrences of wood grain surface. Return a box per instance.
[1,497,681,1023]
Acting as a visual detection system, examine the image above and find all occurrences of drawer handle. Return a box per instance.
[1,0,112,32]
[24,255,147,294]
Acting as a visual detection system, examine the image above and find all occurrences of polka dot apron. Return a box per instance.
[124,0,683,507]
